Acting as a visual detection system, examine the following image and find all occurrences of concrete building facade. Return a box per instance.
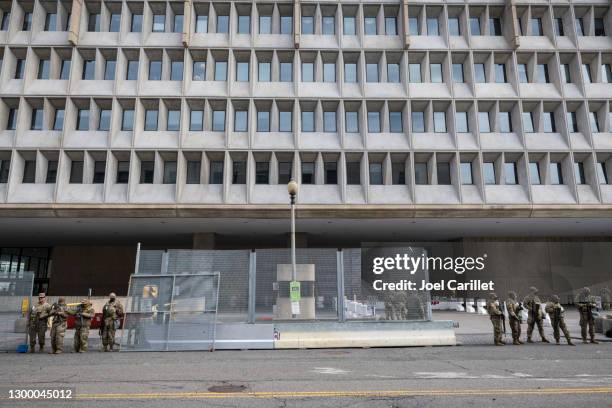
[0,0,611,294]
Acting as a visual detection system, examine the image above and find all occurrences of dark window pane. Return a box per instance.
[324,162,337,184]
[301,162,314,184]
[69,160,84,183]
[117,161,130,183]
[210,161,224,184]
[77,109,89,130]
[414,163,428,184]
[369,163,383,185]
[278,162,292,184]
[46,160,57,183]
[437,162,451,185]
[53,109,64,131]
[163,161,177,184]
[131,13,143,32]
[23,160,36,183]
[232,161,246,184]
[140,161,154,183]
[186,160,201,184]
[392,162,405,184]
[93,161,105,183]
[255,162,269,184]
[347,162,360,185]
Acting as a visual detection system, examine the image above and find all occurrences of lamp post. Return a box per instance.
[287,180,298,284]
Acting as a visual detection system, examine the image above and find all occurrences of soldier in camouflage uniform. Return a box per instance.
[49,297,69,354]
[101,292,124,351]
[486,293,505,346]
[523,286,550,343]
[576,287,598,344]
[601,287,611,311]
[28,293,52,353]
[506,291,523,345]
[545,295,574,346]
[68,299,95,353]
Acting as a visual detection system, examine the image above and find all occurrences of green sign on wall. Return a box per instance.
[289,281,301,302]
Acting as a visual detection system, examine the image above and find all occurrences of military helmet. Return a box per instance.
[109,292,117,299]
[582,287,591,295]
[508,291,517,299]
[529,286,538,294]
[551,295,560,303]
[38,293,46,298]
[58,297,66,304]
[488,292,498,300]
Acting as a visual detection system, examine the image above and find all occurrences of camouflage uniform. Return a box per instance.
[101,294,124,351]
[523,286,549,343]
[69,299,95,353]
[486,293,505,346]
[506,291,523,345]
[28,294,52,353]
[545,295,574,346]
[576,287,598,344]
[49,298,69,354]
[601,288,611,311]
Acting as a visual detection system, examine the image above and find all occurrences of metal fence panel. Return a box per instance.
[0,271,34,352]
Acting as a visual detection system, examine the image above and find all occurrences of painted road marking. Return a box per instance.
[312,367,351,375]
[7,387,605,400]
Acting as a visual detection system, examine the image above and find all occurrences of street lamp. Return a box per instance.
[287,180,298,284]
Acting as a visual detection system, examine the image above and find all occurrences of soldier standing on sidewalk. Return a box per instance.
[486,293,505,346]
[49,297,69,354]
[28,293,51,353]
[576,287,599,344]
[101,293,124,352]
[545,295,575,346]
[523,286,550,343]
[506,291,523,345]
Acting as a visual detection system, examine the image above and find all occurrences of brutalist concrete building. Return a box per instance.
[0,0,611,296]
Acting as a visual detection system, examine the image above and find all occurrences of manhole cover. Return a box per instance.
[207,384,248,393]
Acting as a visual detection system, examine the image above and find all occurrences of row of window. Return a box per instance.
[1,151,610,187]
[2,2,608,38]
[5,48,612,86]
[4,99,612,134]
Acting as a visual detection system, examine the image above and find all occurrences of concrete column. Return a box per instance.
[68,0,83,46]
[192,233,216,249]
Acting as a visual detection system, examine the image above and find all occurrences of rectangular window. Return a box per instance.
[7,108,18,130]
[82,59,95,80]
[452,63,464,83]
[597,162,608,184]
[196,14,208,33]
[104,59,116,80]
[122,109,134,131]
[448,17,460,36]
[483,162,496,184]
[550,162,563,185]
[323,63,335,82]
[23,160,36,183]
[489,18,502,36]
[537,64,549,83]
[347,162,360,185]
[259,62,271,82]
[582,64,591,83]
[301,162,314,184]
[190,110,203,131]
[594,18,605,36]
[460,162,473,185]
[456,111,469,133]
[430,63,442,83]
[279,111,292,132]
[532,18,543,36]
[88,13,100,31]
[152,14,165,32]
[117,161,130,183]
[69,160,84,183]
[366,63,379,82]
[474,63,486,83]
[367,111,380,133]
[324,162,337,184]
[392,162,405,184]
[163,161,177,184]
[217,15,229,33]
[344,63,357,83]
[167,110,180,131]
[98,109,111,131]
[236,61,249,82]
[186,160,201,184]
[301,16,314,34]
[170,61,183,81]
[301,111,314,132]
[470,17,481,35]
[302,62,314,82]
[518,64,528,83]
[364,17,376,35]
[369,163,383,185]
[426,18,438,36]
[322,16,335,35]
[278,162,292,184]
[53,109,64,131]
[60,60,71,80]
[255,162,269,184]
[411,111,425,133]
[566,111,578,132]
[30,108,43,130]
[409,17,419,35]
[554,18,564,36]
[345,111,358,133]
[589,112,599,132]
[280,62,292,82]
[433,111,446,133]
[561,64,571,83]
[499,111,512,133]
[257,110,270,132]
[259,15,271,34]
[542,112,556,133]
[344,16,356,35]
[504,162,518,185]
[478,111,490,132]
[324,111,336,132]
[144,109,158,131]
[109,13,121,32]
[602,64,612,83]
[389,111,403,133]
[529,162,541,184]
[127,60,139,80]
[385,17,397,35]
[140,161,154,183]
[148,60,162,80]
[414,163,428,185]
[215,61,227,81]
[238,15,250,34]
[46,160,57,183]
[409,63,421,83]
[192,61,205,80]
[1,12,11,31]
[437,162,451,185]
[522,112,534,133]
[574,162,586,185]
[131,13,143,32]
[280,16,292,34]
[387,63,400,83]
[494,63,506,83]
[77,109,89,130]
[575,18,584,36]
[38,59,50,79]
[212,110,225,131]
[210,161,224,184]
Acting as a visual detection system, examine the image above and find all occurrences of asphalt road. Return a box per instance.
[0,341,611,408]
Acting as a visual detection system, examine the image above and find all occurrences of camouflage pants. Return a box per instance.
[527,316,546,340]
[74,327,90,352]
[101,324,116,349]
[552,319,571,342]
[491,316,503,344]
[509,316,522,341]
[29,324,47,349]
[579,317,595,341]
[50,323,66,353]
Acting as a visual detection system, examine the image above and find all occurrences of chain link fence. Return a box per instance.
[0,271,34,352]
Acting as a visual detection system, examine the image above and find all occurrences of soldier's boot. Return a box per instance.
[527,337,534,343]
[54,350,63,354]
[582,337,589,344]
[103,345,108,352]
[513,339,521,345]
[567,339,575,346]
[541,337,550,343]
[590,338,599,344]
[555,338,560,345]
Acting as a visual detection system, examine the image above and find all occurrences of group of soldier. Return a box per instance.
[487,286,602,346]
[28,292,124,354]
